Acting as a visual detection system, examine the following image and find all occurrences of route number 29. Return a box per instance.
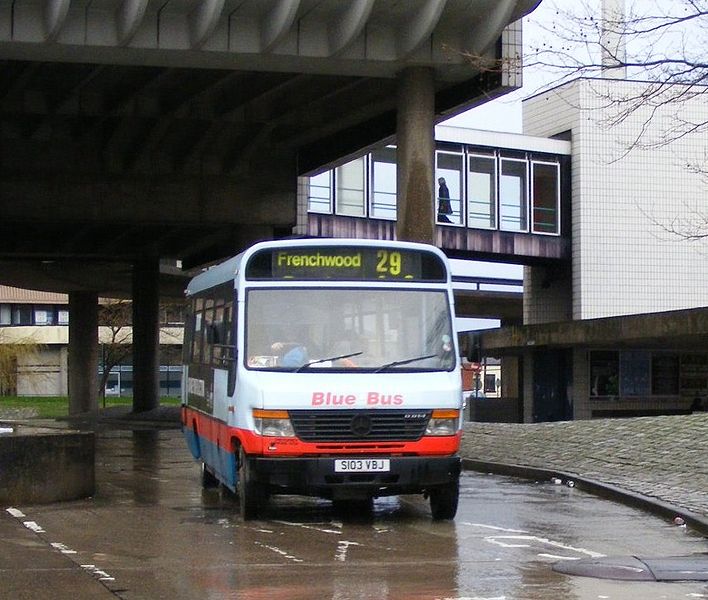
[376,250,402,276]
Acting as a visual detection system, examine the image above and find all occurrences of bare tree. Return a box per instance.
[98,300,133,403]
[527,2,707,135]
[0,332,41,396]
[449,1,706,240]
[98,299,184,403]
[524,1,708,241]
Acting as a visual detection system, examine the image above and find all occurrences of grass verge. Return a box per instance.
[0,396,180,419]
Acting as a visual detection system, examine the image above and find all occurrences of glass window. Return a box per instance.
[159,366,183,397]
[58,309,69,325]
[590,351,619,397]
[13,305,33,325]
[308,171,333,214]
[103,370,120,396]
[0,305,10,325]
[532,161,560,234]
[370,146,397,220]
[436,152,463,225]
[652,354,680,395]
[619,351,651,396]
[192,303,203,363]
[34,306,54,325]
[484,373,496,393]
[467,154,496,229]
[335,157,366,217]
[160,303,185,326]
[202,299,215,365]
[245,288,455,372]
[500,158,528,232]
[119,367,133,397]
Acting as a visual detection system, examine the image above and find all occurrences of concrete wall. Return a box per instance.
[523,79,708,320]
[0,428,95,505]
[16,347,66,396]
[523,264,572,325]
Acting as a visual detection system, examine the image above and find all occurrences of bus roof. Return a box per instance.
[185,238,449,296]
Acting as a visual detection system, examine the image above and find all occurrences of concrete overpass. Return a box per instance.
[0,0,541,412]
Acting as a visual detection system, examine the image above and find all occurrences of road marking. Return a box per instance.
[23,521,45,534]
[51,542,77,555]
[81,564,116,581]
[273,520,342,535]
[6,508,119,585]
[461,522,528,533]
[538,553,580,561]
[485,535,605,558]
[254,541,304,563]
[335,540,360,562]
[434,596,507,600]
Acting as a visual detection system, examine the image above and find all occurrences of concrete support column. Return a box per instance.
[396,66,435,243]
[68,292,99,415]
[132,258,160,413]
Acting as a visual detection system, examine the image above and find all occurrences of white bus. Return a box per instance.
[181,239,463,519]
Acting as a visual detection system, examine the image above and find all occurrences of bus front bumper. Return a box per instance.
[249,455,460,500]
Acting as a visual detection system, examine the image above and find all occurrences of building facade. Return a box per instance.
[514,78,708,420]
[0,286,184,397]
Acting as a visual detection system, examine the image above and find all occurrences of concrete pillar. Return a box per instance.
[59,346,68,396]
[396,66,435,243]
[132,258,160,413]
[68,292,99,415]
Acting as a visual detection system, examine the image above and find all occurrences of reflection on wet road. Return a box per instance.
[14,430,708,600]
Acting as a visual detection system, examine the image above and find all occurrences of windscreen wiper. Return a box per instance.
[373,353,438,373]
[294,351,363,372]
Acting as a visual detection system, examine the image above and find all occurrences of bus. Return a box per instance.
[181,238,463,520]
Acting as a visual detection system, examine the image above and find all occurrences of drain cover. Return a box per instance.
[553,554,708,582]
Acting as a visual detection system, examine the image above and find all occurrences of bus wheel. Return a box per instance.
[429,480,459,521]
[238,447,264,520]
[201,463,219,489]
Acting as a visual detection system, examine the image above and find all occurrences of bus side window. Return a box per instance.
[192,299,204,363]
[203,298,215,365]
[225,301,237,395]
[212,301,226,366]
[183,306,195,364]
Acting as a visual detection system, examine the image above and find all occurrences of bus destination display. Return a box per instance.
[245,247,446,281]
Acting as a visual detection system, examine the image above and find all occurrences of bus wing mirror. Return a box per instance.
[227,350,238,396]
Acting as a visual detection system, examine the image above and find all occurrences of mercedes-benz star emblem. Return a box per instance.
[350,415,372,437]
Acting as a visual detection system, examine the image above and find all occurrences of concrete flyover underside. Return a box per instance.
[0,0,541,413]
[0,0,540,292]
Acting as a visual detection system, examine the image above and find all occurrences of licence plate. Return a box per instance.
[334,459,390,473]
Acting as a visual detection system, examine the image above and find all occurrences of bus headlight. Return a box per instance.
[425,409,460,436]
[253,409,295,438]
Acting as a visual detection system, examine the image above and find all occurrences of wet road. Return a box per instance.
[3,429,707,600]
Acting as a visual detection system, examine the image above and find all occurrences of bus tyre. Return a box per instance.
[238,447,263,520]
[429,480,459,521]
[201,463,219,489]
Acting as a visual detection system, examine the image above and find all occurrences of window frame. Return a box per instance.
[530,160,561,236]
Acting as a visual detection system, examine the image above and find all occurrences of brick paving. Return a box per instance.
[461,413,708,518]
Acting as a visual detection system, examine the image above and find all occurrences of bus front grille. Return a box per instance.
[288,409,431,442]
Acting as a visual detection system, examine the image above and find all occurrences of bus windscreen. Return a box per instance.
[245,246,447,282]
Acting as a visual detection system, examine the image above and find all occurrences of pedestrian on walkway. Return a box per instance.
[437,177,452,223]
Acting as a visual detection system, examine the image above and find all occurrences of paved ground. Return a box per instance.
[3,407,707,533]
[461,413,708,533]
